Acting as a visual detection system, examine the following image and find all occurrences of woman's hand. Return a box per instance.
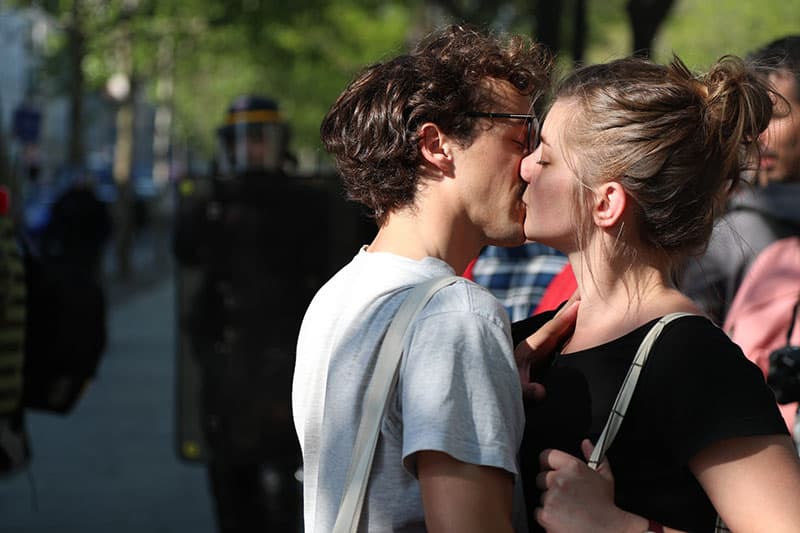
[535,439,648,533]
[514,297,578,400]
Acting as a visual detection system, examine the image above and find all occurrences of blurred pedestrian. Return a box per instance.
[40,170,112,280]
[0,185,29,474]
[21,169,109,414]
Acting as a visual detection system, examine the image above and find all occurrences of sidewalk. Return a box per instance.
[0,274,216,532]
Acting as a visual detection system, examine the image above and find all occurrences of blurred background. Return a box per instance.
[0,0,797,532]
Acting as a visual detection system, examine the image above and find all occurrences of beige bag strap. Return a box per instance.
[587,312,693,469]
[332,275,462,533]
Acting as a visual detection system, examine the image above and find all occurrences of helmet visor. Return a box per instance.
[216,121,286,175]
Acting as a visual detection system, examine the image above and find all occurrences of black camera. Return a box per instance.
[768,345,800,404]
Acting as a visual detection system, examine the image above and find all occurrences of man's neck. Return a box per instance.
[367,209,482,275]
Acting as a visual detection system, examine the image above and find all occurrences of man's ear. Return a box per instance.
[592,181,627,229]
[419,122,454,175]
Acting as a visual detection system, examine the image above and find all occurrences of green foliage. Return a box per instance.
[569,0,800,71]
[656,0,800,69]
[585,0,630,64]
[266,3,410,157]
[16,0,800,166]
[17,0,413,162]
[170,1,411,161]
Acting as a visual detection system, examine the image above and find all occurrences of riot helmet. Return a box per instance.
[216,95,289,176]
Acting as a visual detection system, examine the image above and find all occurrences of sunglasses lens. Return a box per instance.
[529,117,540,151]
[527,119,533,152]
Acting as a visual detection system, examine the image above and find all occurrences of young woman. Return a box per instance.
[515,55,800,532]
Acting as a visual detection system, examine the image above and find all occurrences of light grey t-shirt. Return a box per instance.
[293,249,525,532]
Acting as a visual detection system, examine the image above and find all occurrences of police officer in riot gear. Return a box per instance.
[174,95,328,532]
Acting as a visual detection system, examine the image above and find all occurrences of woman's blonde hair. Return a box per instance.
[555,55,773,272]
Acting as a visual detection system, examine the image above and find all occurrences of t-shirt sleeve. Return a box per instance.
[393,288,524,478]
[642,316,789,465]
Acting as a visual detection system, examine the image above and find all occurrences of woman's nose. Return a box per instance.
[519,145,541,184]
[758,124,772,148]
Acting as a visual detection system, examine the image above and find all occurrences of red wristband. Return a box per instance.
[646,520,664,533]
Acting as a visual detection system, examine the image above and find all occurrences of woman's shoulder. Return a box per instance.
[657,314,734,351]
[645,313,763,388]
[641,314,789,464]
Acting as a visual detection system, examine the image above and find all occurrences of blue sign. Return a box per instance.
[12,104,41,143]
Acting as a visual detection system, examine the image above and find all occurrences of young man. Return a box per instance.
[292,25,552,532]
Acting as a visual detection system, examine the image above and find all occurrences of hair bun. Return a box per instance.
[703,55,772,147]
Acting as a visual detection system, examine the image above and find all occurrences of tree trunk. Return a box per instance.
[67,0,85,169]
[626,0,676,57]
[111,13,136,280]
[112,89,135,280]
[535,0,563,54]
[572,0,587,64]
[152,36,174,187]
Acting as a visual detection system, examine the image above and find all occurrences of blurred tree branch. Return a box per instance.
[627,0,676,57]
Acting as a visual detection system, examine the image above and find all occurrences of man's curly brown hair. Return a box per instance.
[320,24,552,225]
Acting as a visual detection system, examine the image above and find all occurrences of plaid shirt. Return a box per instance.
[471,243,568,321]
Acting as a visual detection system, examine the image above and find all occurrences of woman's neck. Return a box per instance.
[563,251,700,353]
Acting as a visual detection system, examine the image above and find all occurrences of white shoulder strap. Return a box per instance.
[588,312,694,469]
[332,275,463,533]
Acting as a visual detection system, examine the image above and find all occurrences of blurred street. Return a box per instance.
[0,221,217,533]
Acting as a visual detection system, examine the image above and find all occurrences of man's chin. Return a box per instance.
[757,168,785,186]
[487,231,526,248]
[485,216,527,247]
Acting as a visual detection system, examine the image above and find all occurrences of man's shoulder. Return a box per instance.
[427,277,501,305]
[420,278,509,329]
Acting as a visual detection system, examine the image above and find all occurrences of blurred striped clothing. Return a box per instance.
[471,243,567,322]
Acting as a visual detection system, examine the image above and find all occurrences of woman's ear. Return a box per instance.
[419,123,454,176]
[592,181,627,229]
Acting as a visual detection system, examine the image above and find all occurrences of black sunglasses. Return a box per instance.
[466,112,541,153]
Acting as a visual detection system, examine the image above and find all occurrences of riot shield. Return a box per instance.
[175,264,208,461]
[174,175,213,462]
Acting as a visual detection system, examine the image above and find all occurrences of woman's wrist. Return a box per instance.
[644,519,664,533]
[616,511,652,533]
